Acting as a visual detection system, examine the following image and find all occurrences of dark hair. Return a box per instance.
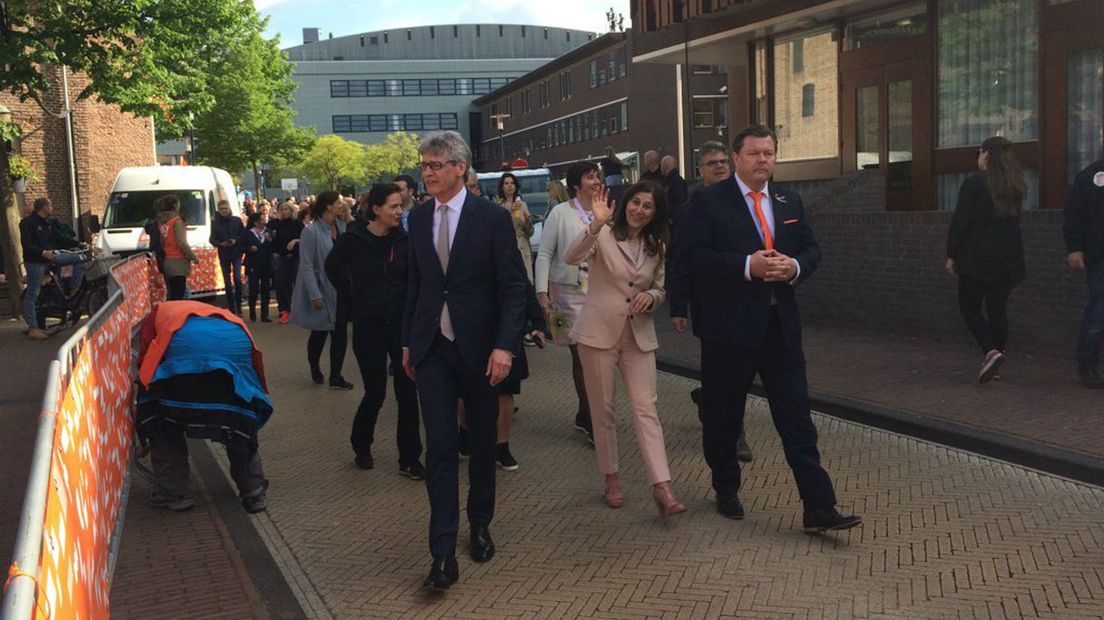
[217,199,230,209]
[732,124,778,154]
[565,161,600,198]
[312,190,340,219]
[697,140,728,161]
[246,212,266,228]
[365,182,402,221]
[32,197,50,211]
[298,208,310,222]
[980,136,1026,219]
[394,174,417,193]
[611,181,668,258]
[497,172,523,203]
[157,194,181,214]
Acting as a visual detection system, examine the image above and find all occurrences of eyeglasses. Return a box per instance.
[701,159,729,168]
[417,161,457,171]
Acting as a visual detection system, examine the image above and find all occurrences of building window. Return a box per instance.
[618,48,627,77]
[801,84,815,117]
[430,26,435,39]
[692,99,714,128]
[559,72,572,100]
[621,102,628,131]
[608,52,617,81]
[359,35,365,47]
[792,40,804,73]
[403,79,421,96]
[1067,49,1104,184]
[406,29,412,41]
[589,61,598,88]
[691,64,713,75]
[566,31,571,41]
[421,79,439,96]
[369,36,378,45]
[609,115,619,133]
[476,25,481,36]
[405,114,423,131]
[936,0,1038,147]
[772,29,839,161]
[439,79,457,95]
[348,80,367,97]
[384,33,388,44]
[453,25,459,37]
[330,80,350,97]
[386,79,402,97]
[499,25,504,37]
[522,26,526,38]
[544,28,549,39]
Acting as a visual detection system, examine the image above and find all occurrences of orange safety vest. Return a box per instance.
[138,300,267,390]
[159,215,186,260]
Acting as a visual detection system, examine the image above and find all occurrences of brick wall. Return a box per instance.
[800,209,1084,352]
[1,66,154,227]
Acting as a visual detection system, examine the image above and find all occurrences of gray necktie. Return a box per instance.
[437,204,454,341]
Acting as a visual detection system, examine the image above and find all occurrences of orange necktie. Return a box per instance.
[749,191,773,250]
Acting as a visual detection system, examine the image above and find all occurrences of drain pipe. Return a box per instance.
[61,66,80,235]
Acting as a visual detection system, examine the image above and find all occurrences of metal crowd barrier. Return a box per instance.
[2,253,161,620]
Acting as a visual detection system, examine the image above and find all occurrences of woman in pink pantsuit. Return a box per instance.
[564,181,686,517]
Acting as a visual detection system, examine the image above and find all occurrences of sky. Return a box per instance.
[255,0,631,48]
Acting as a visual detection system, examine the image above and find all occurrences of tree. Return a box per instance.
[0,0,257,315]
[182,22,316,197]
[298,135,366,190]
[363,131,421,183]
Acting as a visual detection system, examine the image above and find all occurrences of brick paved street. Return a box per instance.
[210,321,1104,619]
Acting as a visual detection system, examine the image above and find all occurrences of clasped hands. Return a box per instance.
[749,249,797,282]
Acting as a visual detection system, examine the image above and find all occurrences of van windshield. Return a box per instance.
[478,174,551,219]
[104,190,206,228]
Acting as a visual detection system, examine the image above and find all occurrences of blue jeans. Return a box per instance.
[1077,260,1104,372]
[22,254,85,329]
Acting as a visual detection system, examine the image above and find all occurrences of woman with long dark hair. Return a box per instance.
[564,181,685,517]
[291,190,352,388]
[495,172,534,281]
[946,136,1027,383]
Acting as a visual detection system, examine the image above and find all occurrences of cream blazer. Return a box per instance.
[563,225,666,352]
[534,200,586,294]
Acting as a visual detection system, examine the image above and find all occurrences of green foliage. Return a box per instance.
[7,154,39,181]
[188,21,316,179]
[299,135,366,190]
[363,131,421,182]
[0,0,258,132]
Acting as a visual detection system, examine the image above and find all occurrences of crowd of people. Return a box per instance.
[14,123,1103,592]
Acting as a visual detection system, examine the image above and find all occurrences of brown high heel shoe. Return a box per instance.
[652,482,687,518]
[604,473,624,508]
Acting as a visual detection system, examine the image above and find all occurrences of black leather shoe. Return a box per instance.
[716,494,744,520]
[803,507,862,533]
[470,526,495,563]
[422,555,458,590]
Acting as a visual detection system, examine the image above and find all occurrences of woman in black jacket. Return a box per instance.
[946,136,1027,383]
[269,201,304,324]
[324,183,423,478]
[240,212,273,322]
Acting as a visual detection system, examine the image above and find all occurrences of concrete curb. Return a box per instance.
[656,360,1104,488]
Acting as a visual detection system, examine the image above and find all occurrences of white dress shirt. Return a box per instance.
[734,175,800,284]
[432,186,467,252]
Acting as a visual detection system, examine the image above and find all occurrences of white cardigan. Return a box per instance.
[534,200,588,294]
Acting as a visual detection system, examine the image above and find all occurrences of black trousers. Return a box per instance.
[274,254,298,312]
[350,321,422,466]
[166,275,187,300]
[699,312,836,510]
[246,262,272,319]
[219,256,243,311]
[957,274,1012,354]
[147,419,268,500]
[307,305,348,379]
[417,334,497,558]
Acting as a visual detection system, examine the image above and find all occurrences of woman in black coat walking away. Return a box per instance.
[240,212,274,322]
[946,136,1027,383]
[325,183,424,478]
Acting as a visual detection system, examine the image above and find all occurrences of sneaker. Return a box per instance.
[458,427,471,459]
[355,452,375,470]
[523,335,537,347]
[148,492,195,512]
[496,443,519,471]
[329,376,354,390]
[978,349,1004,384]
[278,311,290,324]
[399,461,426,480]
[26,328,51,341]
[242,493,267,514]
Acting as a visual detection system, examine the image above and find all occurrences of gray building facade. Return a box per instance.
[283,24,599,148]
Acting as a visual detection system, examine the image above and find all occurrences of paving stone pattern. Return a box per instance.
[233,323,1104,619]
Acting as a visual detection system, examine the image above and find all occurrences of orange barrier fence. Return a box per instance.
[2,253,164,620]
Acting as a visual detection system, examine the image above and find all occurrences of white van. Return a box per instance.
[476,168,552,255]
[94,165,240,296]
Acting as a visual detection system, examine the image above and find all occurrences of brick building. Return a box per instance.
[472,32,729,178]
[631,0,1103,349]
[1,66,155,229]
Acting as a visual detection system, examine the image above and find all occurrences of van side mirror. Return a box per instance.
[88,214,101,233]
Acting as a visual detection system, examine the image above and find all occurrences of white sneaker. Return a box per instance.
[978,349,1004,384]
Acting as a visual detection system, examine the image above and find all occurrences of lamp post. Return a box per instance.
[489,113,511,170]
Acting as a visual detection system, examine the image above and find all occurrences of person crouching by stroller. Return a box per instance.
[136,300,272,513]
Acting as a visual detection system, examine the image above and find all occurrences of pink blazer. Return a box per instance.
[563,225,665,352]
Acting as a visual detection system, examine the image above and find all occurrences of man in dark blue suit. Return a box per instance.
[401,131,528,589]
[668,124,860,534]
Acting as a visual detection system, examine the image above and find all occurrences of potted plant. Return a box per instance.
[8,154,39,193]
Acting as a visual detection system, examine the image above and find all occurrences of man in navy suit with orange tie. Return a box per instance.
[402,131,528,589]
[668,124,860,533]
